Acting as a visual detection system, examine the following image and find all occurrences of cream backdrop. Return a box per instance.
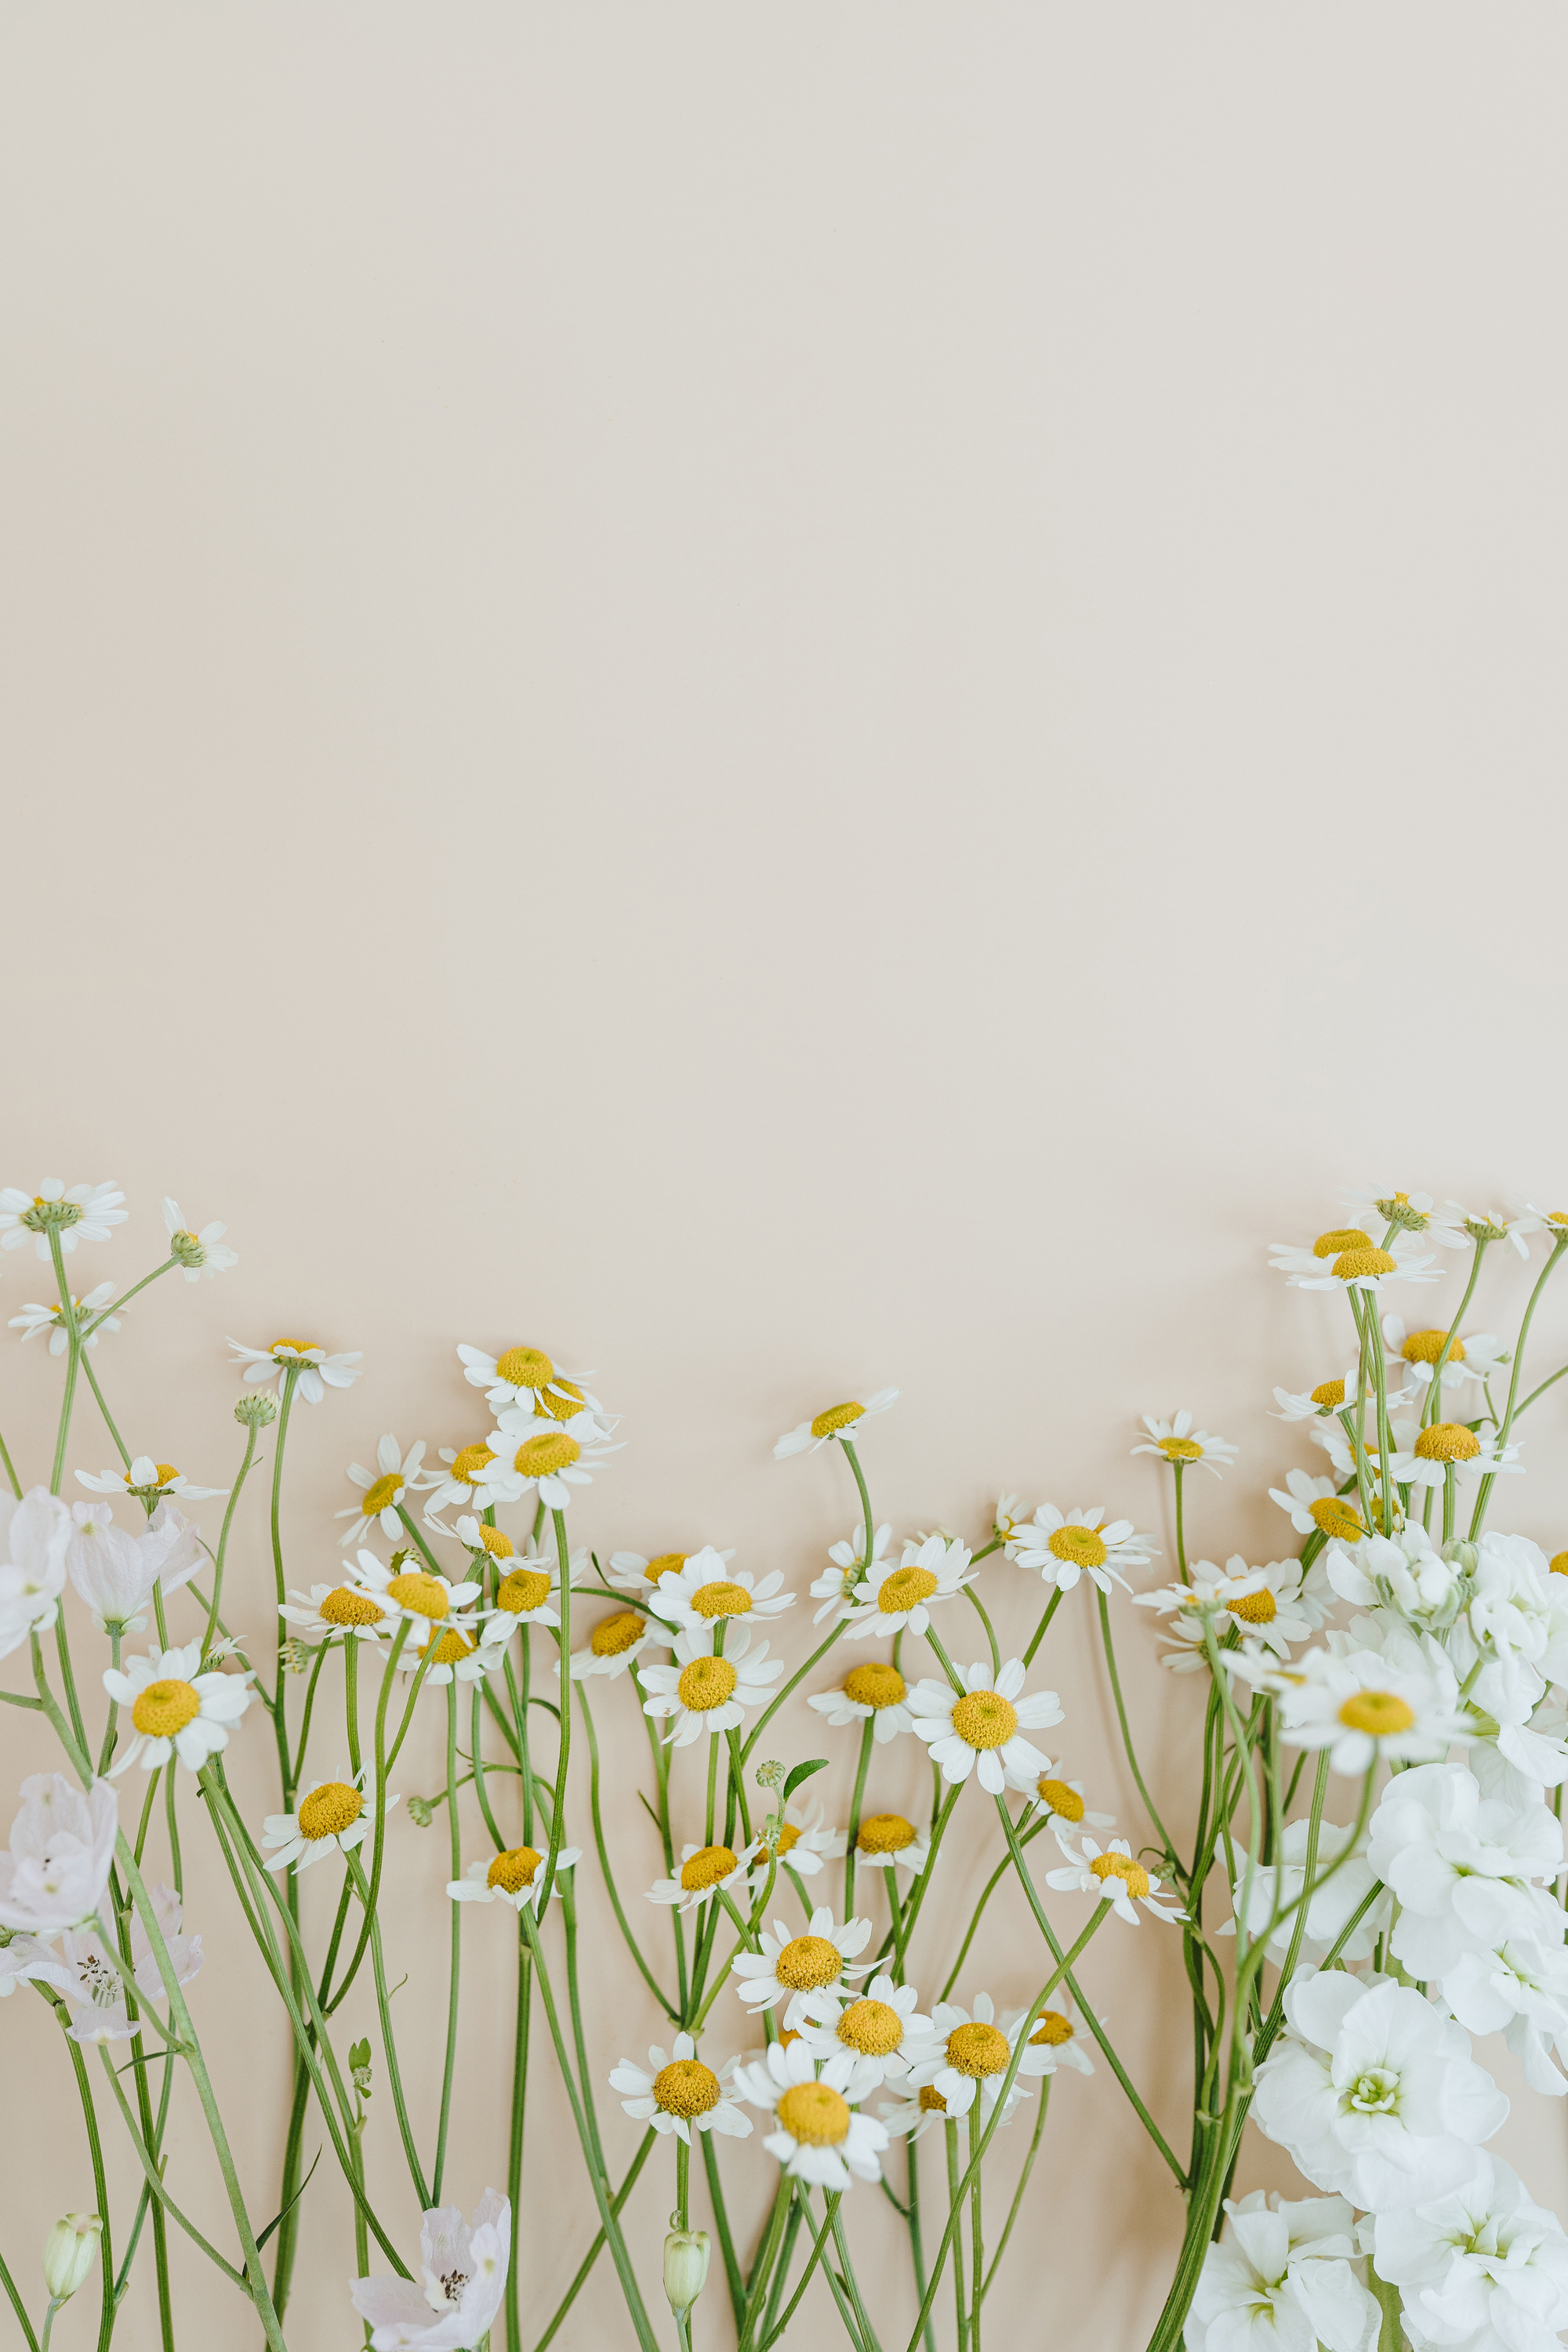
[2,7,1568,2348]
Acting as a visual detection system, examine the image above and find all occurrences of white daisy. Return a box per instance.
[1269,1229,1441,1293]
[608,2033,752,2146]
[605,1545,735,1596]
[1341,1187,1467,1247]
[9,1283,122,1356]
[484,1415,619,1512]
[1308,1413,1406,1494]
[1514,1201,1568,1248]
[0,1180,127,1260]
[161,1199,237,1282]
[842,1534,975,1641]
[848,1811,931,1875]
[905,1994,1032,2122]
[470,1532,575,1631]
[646,1548,795,1635]
[906,1658,1063,1795]
[1006,1504,1156,1596]
[1044,1834,1186,1926]
[648,1840,760,1916]
[77,1456,227,1504]
[752,1795,845,1886]
[278,1581,394,1645]
[1389,1421,1523,1490]
[730,1906,875,2028]
[448,1843,580,1913]
[1003,1998,1097,2080]
[397,1617,509,1689]
[732,2037,890,2190]
[808,1521,892,1624]
[568,1605,663,1681]
[102,1641,253,1776]
[1271,1373,1359,1423]
[808,1661,915,1746]
[794,1973,938,2096]
[773,1389,898,1461]
[993,1495,1031,1541]
[456,1343,607,1428]
[880,2085,972,2140]
[424,1439,516,1517]
[335,1435,434,1546]
[227,1337,363,1404]
[1029,1769,1115,1833]
[1381,1315,1505,1395]
[1443,1202,1537,1261]
[1269,1467,1367,1548]
[1131,1412,1238,1478]
[1272,1645,1471,1775]
[347,1550,481,1632]
[638,1625,783,1747]
[261,1767,394,1873]
[1134,1557,1316,1665]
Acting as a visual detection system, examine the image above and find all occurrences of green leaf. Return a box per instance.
[254,2147,321,2251]
[782,1759,829,1803]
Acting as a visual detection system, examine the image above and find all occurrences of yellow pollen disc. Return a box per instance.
[387,1570,450,1620]
[1414,1422,1481,1462]
[652,2059,720,2118]
[495,1569,551,1615]
[1311,1498,1366,1542]
[1037,1779,1083,1821]
[1551,1554,1568,1578]
[689,1581,752,1621]
[676,1657,739,1712]
[297,1782,364,1840]
[1047,1526,1107,1569]
[810,1403,866,1439]
[420,1628,474,1665]
[950,1691,1019,1750]
[775,1935,843,1991]
[1310,1379,1347,1409]
[361,1472,401,1515]
[644,1553,688,1585]
[857,1812,916,1855]
[488,1846,542,1893]
[679,1846,739,1891]
[129,1679,201,1739]
[1332,1247,1397,1280]
[1030,2011,1074,2047]
[1312,1228,1372,1259]
[775,1824,801,1857]
[1338,1691,1415,1736]
[1226,1589,1277,1625]
[1403,1329,1463,1366]
[590,1610,646,1657]
[270,1337,310,1353]
[877,1566,938,1614]
[477,1526,514,1559]
[538,1381,586,1424]
[150,1464,179,1487]
[1159,1437,1203,1461]
[1090,1853,1151,1899]
[775,2082,851,2147]
[777,2027,801,2049]
[945,2022,1010,2078]
[514,1433,580,1477]
[319,1586,387,1628]
[495,1347,554,1390]
[450,1443,495,1483]
[843,1664,906,1710]
[836,1998,903,2056]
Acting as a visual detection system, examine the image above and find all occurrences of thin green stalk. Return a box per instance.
[701,2118,746,2332]
[946,2124,969,2352]
[536,1510,573,1909]
[574,1680,678,2016]
[432,1679,463,2202]
[202,1420,262,1660]
[527,2127,656,2352]
[967,2105,983,2352]
[47,1230,84,1498]
[1097,1589,1176,1863]
[328,1618,409,2012]
[0,1420,21,1501]
[1469,1231,1568,1536]
[831,2199,882,2352]
[0,2243,39,2350]
[844,1716,875,1918]
[964,1586,1001,1679]
[981,2077,1048,2297]
[94,2046,246,2288]
[1019,1587,1065,1668]
[81,1352,132,1468]
[505,1938,532,2352]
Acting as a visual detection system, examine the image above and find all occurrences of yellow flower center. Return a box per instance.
[1312,1228,1372,1258]
[296,1782,364,1840]
[842,1664,906,1710]
[644,1553,688,1585]
[1414,1423,1481,1462]
[590,1610,646,1657]
[918,2085,948,2113]
[676,1657,739,1713]
[514,1434,580,1478]
[688,1581,752,1621]
[877,1566,938,1615]
[477,1526,514,1559]
[420,1628,475,1666]
[495,1569,551,1615]
[1310,1379,1347,1409]
[809,1403,865,1439]
[386,1570,450,1620]
[680,1845,739,1891]
[130,1679,200,1739]
[774,1934,843,1991]
[270,1337,312,1354]
[775,2082,851,2146]
[1551,1553,1568,1578]
[1226,1589,1277,1625]
[1402,1329,1464,1366]
[144,1464,179,1488]
[1030,2011,1074,2047]
[775,1824,801,1857]
[945,2022,1010,2078]
[857,1812,916,1855]
[950,1691,1018,1750]
[1158,1437,1203,1461]
[361,1472,402,1515]
[1047,1524,1108,1571]
[836,1998,904,2056]
[1036,1779,1083,1821]
[1338,1691,1415,1736]
[487,1846,542,1893]
[537,1380,586,1424]
[652,2059,720,2118]
[449,1443,495,1483]
[1332,1247,1397,1280]
[495,1347,554,1391]
[1311,1498,1366,1542]
[319,1586,387,1628]
[1090,1853,1150,1899]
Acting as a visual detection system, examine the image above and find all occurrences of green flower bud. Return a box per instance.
[42,2214,101,2301]
[662,2225,710,2316]
[407,1797,434,1828]
[234,1393,279,1428]
[167,1228,207,1269]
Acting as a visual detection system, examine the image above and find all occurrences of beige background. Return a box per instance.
[3,5,1568,2347]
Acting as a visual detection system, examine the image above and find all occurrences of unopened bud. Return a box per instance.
[662,2224,710,2316]
[281,1639,312,1675]
[234,1393,278,1428]
[753,1759,784,1793]
[42,2214,101,2301]
[407,1797,434,1828]
[1443,1540,1479,1575]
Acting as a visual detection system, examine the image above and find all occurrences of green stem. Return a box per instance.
[981,2077,1048,2297]
[843,1717,875,1918]
[0,1420,21,1501]
[1019,1588,1065,1669]
[203,1421,261,1661]
[1469,1232,1568,1536]
[505,1937,532,2352]
[432,1679,463,2202]
[536,1512,574,1909]
[1096,1589,1176,1862]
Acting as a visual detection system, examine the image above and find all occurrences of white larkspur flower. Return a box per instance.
[0,1179,127,1260]
[1389,1422,1523,1492]
[55,1882,203,2044]
[848,1810,932,1875]
[1275,1645,1471,1776]
[226,1336,363,1403]
[482,1415,619,1512]
[336,1436,434,1546]
[448,1844,579,1915]
[0,1486,71,1659]
[905,1992,1032,2122]
[842,1534,975,1641]
[809,1523,892,1624]
[1269,1467,1368,1548]
[1222,1816,1390,1968]
[1131,1412,1237,1478]
[1003,1998,1098,2082]
[347,1552,481,1633]
[1185,2190,1381,2352]
[605,1545,735,1596]
[793,1973,938,2096]
[102,1641,254,1776]
[9,1281,123,1354]
[906,1658,1062,1794]
[350,2189,510,2352]
[160,1199,237,1281]
[645,1547,795,1634]
[753,1795,845,1886]
[456,1342,606,1427]
[77,1456,227,1504]
[808,1660,915,1746]
[1381,1314,1505,1396]
[1367,1761,1563,1986]
[1269,1228,1442,1293]
[648,1839,760,1916]
[1374,2152,1568,2352]
[569,1604,662,1681]
[729,1906,875,2028]
[608,2032,752,2145]
[66,1501,202,1635]
[638,1625,784,1747]
[278,1580,394,1645]
[732,2036,891,2190]
[262,1767,396,1873]
[773,1389,898,1461]
[1045,1833,1186,1926]
[0,1773,118,1933]
[1006,1504,1156,1595]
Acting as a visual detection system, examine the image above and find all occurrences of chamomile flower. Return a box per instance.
[849,1812,931,1875]
[486,1415,619,1512]
[347,1550,481,1632]
[793,1973,937,2095]
[335,1436,434,1547]
[9,1283,122,1355]
[1006,1505,1156,1595]
[842,1534,975,1641]
[397,1613,510,1687]
[638,1626,784,1746]
[730,1907,876,2027]
[608,2033,751,2146]
[1135,1558,1316,1668]
[1044,1834,1187,1925]
[569,1606,662,1681]
[1515,1201,1568,1247]
[466,1532,578,1631]
[1308,1414,1405,1494]
[424,1441,514,1516]
[278,1582,394,1645]
[646,1549,795,1635]
[606,1546,735,1596]
[732,2037,890,2189]
[1341,1186,1465,1245]
[648,1841,760,1915]
[993,1495,1030,1541]
[879,2086,964,2141]
[0,1180,127,1260]
[1443,1202,1537,1260]
[1381,1316,1505,1394]
[809,1523,892,1624]
[1132,1413,1237,1478]
[1004,1999,1097,2080]
[448,1844,580,1914]
[1269,1229,1442,1292]
[753,1795,845,1886]
[906,1659,1062,1794]
[227,1337,363,1403]
[773,1389,898,1461]
[808,1661,915,1745]
[456,1343,605,1425]
[1029,1769,1115,1833]
[160,1200,237,1282]
[906,1994,1032,2121]
[102,1642,253,1776]
[1269,1468,1367,1547]
[1273,1645,1471,1774]
[261,1766,394,1873]
[77,1457,227,1504]
[1271,1374,1359,1423]
[1390,1422,1523,1490]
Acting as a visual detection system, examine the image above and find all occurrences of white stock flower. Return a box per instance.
[448,1844,579,1915]
[1373,2153,1568,2352]
[906,1659,1062,1794]
[1132,1412,1237,1477]
[608,2032,751,2145]
[350,2190,510,2352]
[1186,2190,1380,2352]
[1367,1762,1563,1984]
[905,1992,1031,2123]
[102,1641,254,1775]
[0,1487,71,1658]
[76,1456,227,1504]
[793,1973,937,2097]
[226,1336,363,1403]
[9,1281,122,1354]
[66,1501,202,1635]
[161,1199,237,1281]
[648,1839,759,1915]
[638,1625,783,1747]
[1044,1833,1186,1926]
[808,1661,915,1744]
[841,1534,975,1640]
[1006,1504,1156,1595]
[262,1768,396,1873]
[0,1179,127,1260]
[0,1774,118,1933]
[336,1436,433,1546]
[1223,1816,1390,1968]
[1276,1646,1470,1776]
[773,1390,898,1461]
[732,2036,890,2190]
[644,1547,795,1634]
[1441,1934,1568,2099]
[1324,1527,1463,1632]
[56,1882,203,2044]
[729,1907,875,2028]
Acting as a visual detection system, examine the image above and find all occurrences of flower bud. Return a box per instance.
[753,1759,785,1793]
[234,1393,278,1428]
[167,1229,207,1269]
[407,1797,434,1828]
[662,2225,710,2316]
[42,2214,101,2301]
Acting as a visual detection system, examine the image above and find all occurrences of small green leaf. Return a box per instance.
[782,1759,829,1803]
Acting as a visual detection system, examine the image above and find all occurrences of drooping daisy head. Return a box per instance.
[753,1795,846,1886]
[1268,1230,1442,1294]
[637,1625,784,1747]
[807,1660,914,1745]
[161,1200,237,1282]
[102,1642,253,1777]
[227,1337,363,1404]
[1029,1769,1114,1833]
[1132,1414,1237,1479]
[1006,1505,1156,1595]
[850,1811,931,1875]
[1044,1834,1187,1926]
[906,1659,1063,1795]
[1006,1998,1098,2079]
[731,2035,891,2190]
[730,1905,876,2028]
[1269,1467,1367,1548]
[426,1440,513,1517]
[773,1390,898,1461]
[261,1766,394,1873]
[0,1180,127,1260]
[606,1547,734,1596]
[335,1435,433,1547]
[1134,1557,1316,1668]
[608,2031,752,2147]
[842,1534,975,1642]
[808,1523,894,1623]
[9,1283,122,1356]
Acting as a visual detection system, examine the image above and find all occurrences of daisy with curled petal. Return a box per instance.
[1045,1833,1187,1925]
[808,1523,892,1624]
[347,1549,481,1631]
[906,1658,1063,1794]
[448,1844,580,1914]
[1006,1504,1156,1596]
[9,1282,122,1355]
[1132,1413,1238,1478]
[752,1795,846,1888]
[993,1494,1031,1542]
[278,1581,393,1645]
[1381,1315,1505,1394]
[1029,1768,1115,1834]
[102,1641,253,1776]
[773,1389,898,1461]
[0,1179,127,1259]
[1444,1201,1537,1261]
[484,1414,619,1512]
[808,1661,914,1745]
[227,1337,362,1403]
[1271,1370,1360,1423]
[606,1545,734,1595]
[730,1906,876,2027]
[1390,1421,1524,1490]
[608,2032,752,2145]
[1004,1997,1098,2080]
[906,1993,1033,2122]
[732,2037,891,2189]
[647,1548,795,1635]
[424,1439,515,1518]
[649,1840,760,1915]
[1134,1556,1316,1668]
[78,1456,227,1504]
[456,1342,607,1427]
[638,1624,784,1747]
[849,1812,932,1876]
[842,1533,975,1642]
[569,1606,663,1682]
[794,1973,938,2096]
[1272,1644,1471,1774]
[160,1199,237,1282]
[261,1766,395,1873]
[1269,1468,1367,1548]
[336,1436,434,1546]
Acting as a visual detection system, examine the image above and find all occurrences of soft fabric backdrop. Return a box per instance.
[2,7,1566,2347]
